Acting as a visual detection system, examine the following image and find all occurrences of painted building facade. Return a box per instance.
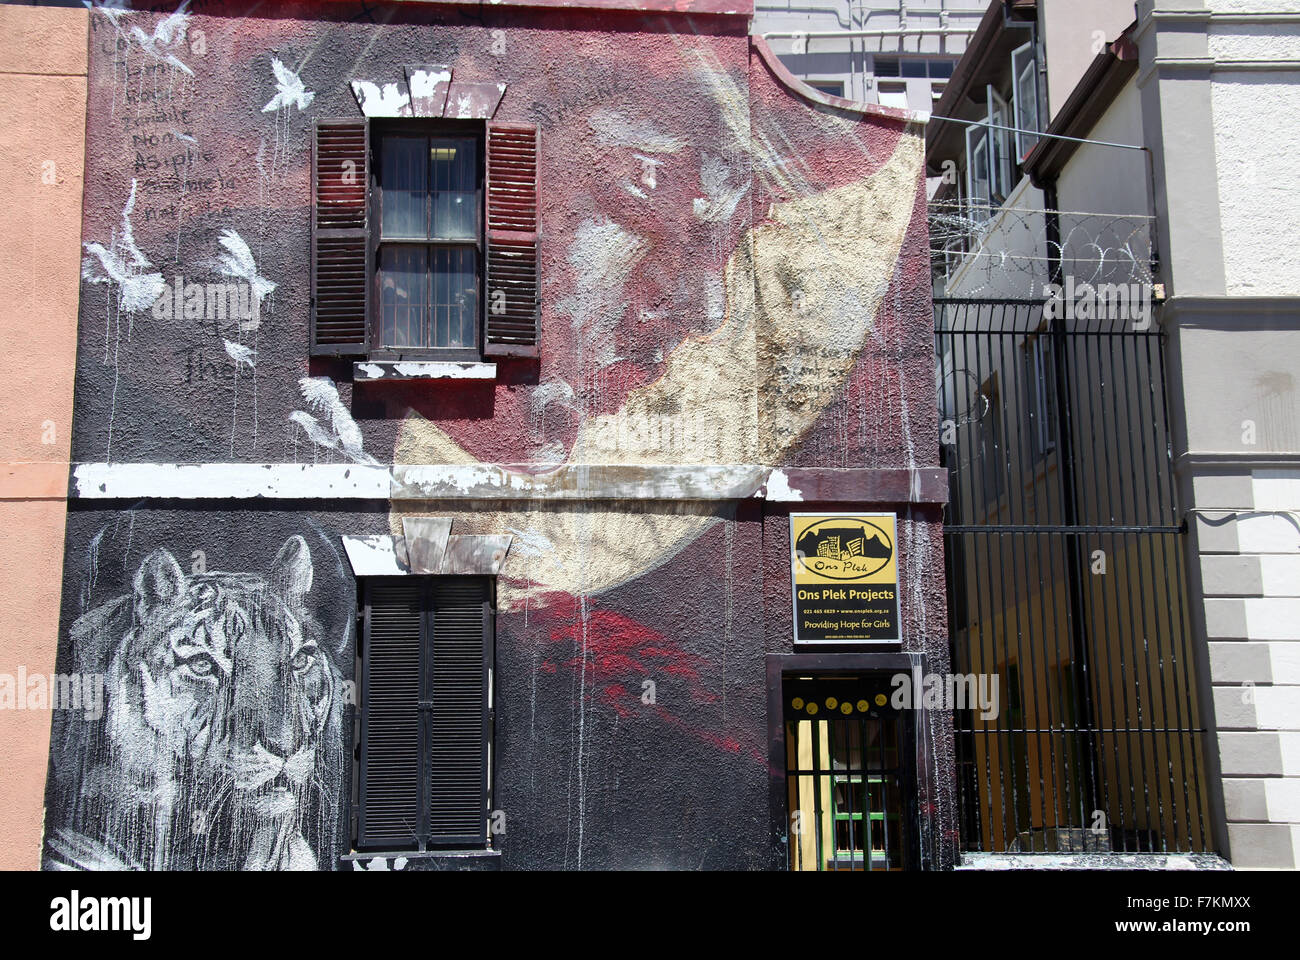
[0,3,89,871]
[36,0,950,870]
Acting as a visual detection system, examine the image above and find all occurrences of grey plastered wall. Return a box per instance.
[1140,0,1300,866]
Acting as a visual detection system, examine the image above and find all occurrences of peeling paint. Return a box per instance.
[764,469,803,502]
[350,79,411,118]
[353,360,497,381]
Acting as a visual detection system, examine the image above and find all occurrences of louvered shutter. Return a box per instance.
[426,579,491,846]
[311,119,369,355]
[484,123,540,358]
[358,577,491,851]
[358,579,423,849]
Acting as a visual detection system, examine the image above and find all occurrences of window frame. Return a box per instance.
[986,85,1016,204]
[1011,42,1041,161]
[965,121,991,221]
[1023,330,1058,462]
[806,79,845,98]
[368,119,486,362]
[877,80,910,111]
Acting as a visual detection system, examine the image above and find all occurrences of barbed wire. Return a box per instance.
[928,200,1156,299]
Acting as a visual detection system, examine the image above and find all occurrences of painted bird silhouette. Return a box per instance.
[128,1,193,76]
[81,179,167,314]
[263,58,315,113]
[290,377,378,465]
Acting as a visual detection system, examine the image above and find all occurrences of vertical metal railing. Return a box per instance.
[935,297,1210,854]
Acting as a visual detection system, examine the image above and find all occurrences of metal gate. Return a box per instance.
[935,297,1211,854]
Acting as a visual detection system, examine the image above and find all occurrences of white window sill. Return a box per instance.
[353,360,497,382]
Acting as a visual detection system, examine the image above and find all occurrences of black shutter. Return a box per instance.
[484,123,540,358]
[358,579,423,849]
[357,577,491,851]
[426,579,491,846]
[311,119,369,355]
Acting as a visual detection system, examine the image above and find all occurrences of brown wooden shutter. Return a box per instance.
[358,579,423,850]
[311,119,369,355]
[484,123,540,358]
[426,578,491,846]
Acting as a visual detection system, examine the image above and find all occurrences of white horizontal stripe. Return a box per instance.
[72,462,769,501]
[73,462,391,499]
[70,462,942,503]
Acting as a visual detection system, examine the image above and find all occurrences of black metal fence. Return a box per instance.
[935,297,1211,854]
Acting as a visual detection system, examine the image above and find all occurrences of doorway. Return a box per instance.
[772,667,923,871]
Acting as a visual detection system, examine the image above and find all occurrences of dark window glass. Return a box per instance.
[431,247,478,349]
[430,139,478,240]
[929,60,955,79]
[809,81,845,98]
[901,60,927,78]
[380,136,428,239]
[379,246,429,348]
[874,58,899,77]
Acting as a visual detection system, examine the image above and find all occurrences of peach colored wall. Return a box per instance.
[0,4,87,870]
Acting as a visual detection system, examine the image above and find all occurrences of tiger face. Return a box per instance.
[107,535,335,867]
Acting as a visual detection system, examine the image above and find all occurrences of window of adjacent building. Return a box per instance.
[965,122,991,219]
[874,57,956,79]
[354,577,493,852]
[977,377,1004,508]
[986,86,1016,204]
[1011,42,1041,160]
[963,85,1017,217]
[375,127,482,358]
[878,81,909,111]
[808,80,844,98]
[1024,333,1058,461]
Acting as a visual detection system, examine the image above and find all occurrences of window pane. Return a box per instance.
[878,82,908,110]
[379,246,430,348]
[1016,57,1040,157]
[431,137,478,240]
[874,58,899,77]
[430,247,479,348]
[901,60,926,78]
[930,60,955,79]
[381,136,428,239]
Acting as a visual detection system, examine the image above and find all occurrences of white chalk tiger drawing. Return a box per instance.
[44,536,343,870]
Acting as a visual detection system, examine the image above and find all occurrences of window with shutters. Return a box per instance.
[354,577,493,852]
[311,119,540,361]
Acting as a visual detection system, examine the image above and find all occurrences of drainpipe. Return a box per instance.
[760,27,977,41]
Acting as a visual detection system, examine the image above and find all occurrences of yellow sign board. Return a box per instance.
[790,513,899,643]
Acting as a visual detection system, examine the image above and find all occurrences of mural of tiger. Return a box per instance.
[43,536,345,871]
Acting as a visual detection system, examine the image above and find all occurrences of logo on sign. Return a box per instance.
[793,517,894,580]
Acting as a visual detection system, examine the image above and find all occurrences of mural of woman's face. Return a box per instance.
[539,82,750,413]
[392,123,923,604]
